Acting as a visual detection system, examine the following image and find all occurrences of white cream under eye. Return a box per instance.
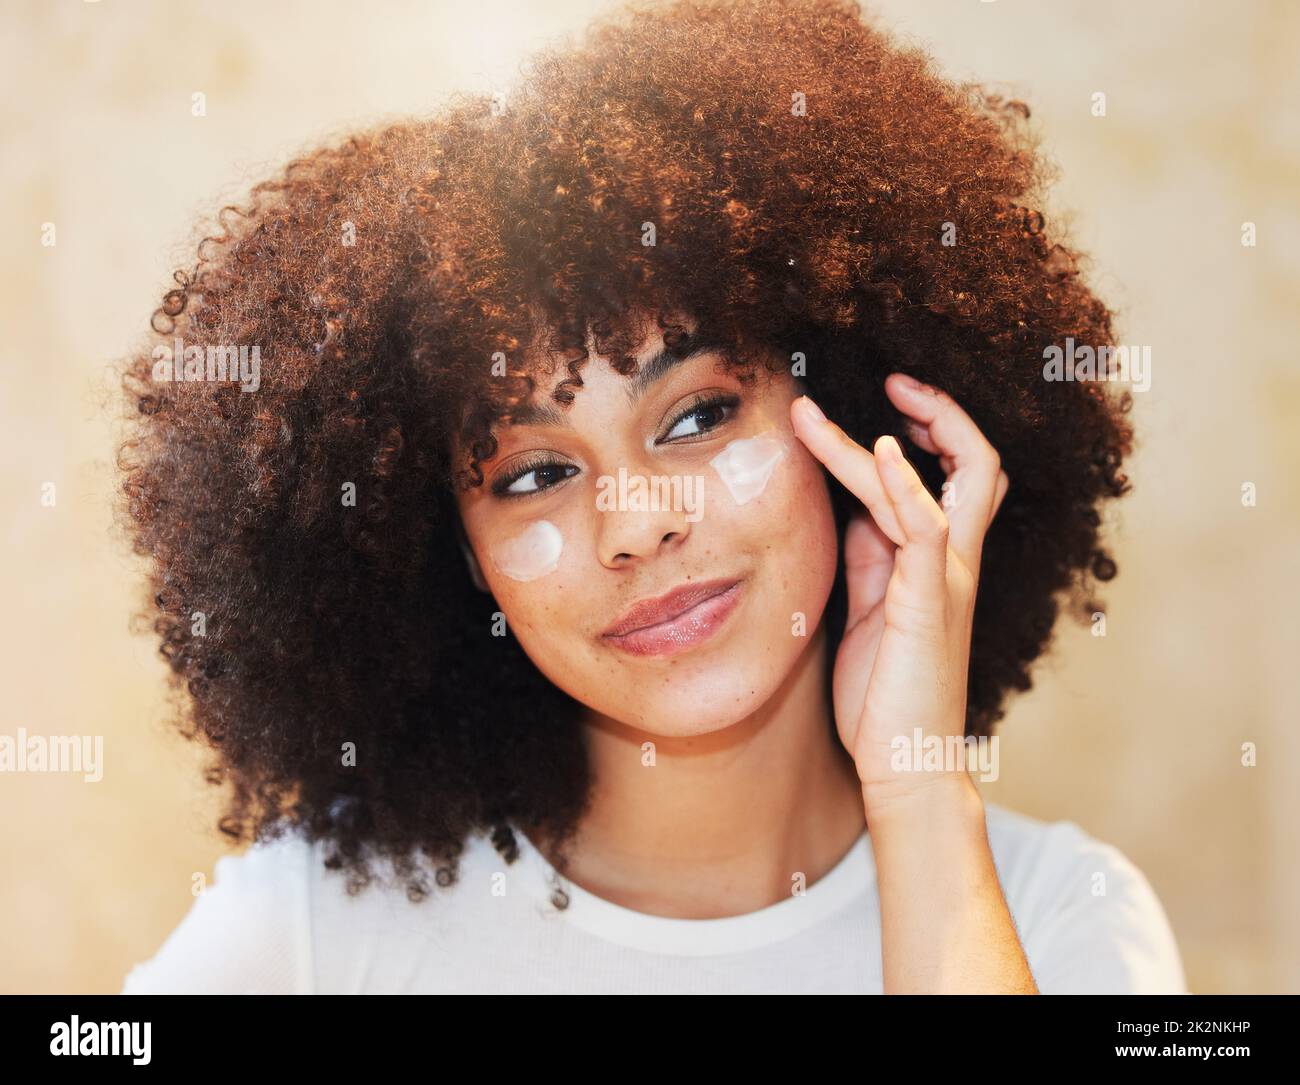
[709,430,786,505]
[489,519,564,582]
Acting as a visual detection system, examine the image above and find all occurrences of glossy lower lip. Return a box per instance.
[601,581,744,658]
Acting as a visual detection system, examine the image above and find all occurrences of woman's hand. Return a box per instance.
[790,373,1010,813]
[792,377,1035,993]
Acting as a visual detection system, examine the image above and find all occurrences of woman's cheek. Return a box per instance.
[702,428,809,538]
[481,512,585,635]
[706,427,836,592]
[708,429,787,507]
[488,518,564,582]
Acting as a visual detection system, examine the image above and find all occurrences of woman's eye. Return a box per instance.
[493,396,737,495]
[499,461,577,496]
[661,395,738,441]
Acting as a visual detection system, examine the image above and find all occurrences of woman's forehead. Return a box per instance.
[472,308,710,410]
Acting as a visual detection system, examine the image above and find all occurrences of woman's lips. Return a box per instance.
[601,578,744,658]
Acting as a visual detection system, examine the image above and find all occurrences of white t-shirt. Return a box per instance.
[120,801,1188,994]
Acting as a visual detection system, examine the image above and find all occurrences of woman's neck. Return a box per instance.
[539,622,867,919]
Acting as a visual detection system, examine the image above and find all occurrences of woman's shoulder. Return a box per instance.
[981,800,1190,994]
[120,824,518,994]
[120,830,319,995]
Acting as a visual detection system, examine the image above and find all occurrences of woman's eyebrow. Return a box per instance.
[502,338,723,429]
[623,340,720,407]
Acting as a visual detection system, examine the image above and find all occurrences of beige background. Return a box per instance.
[1,0,1296,993]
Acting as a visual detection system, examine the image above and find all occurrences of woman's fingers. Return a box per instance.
[900,419,955,476]
[792,394,952,607]
[991,468,1009,518]
[843,510,895,630]
[872,434,950,601]
[790,396,906,546]
[884,373,1008,576]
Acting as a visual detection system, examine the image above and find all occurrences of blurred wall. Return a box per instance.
[1,0,1296,993]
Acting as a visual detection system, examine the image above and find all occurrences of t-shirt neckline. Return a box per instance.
[511,824,876,957]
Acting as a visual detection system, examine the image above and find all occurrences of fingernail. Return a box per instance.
[878,434,902,460]
[800,395,826,423]
[895,373,922,391]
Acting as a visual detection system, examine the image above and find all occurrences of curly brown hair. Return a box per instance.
[116,0,1133,901]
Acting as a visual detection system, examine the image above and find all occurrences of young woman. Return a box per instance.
[117,0,1186,994]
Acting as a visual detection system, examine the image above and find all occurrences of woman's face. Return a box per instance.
[453,317,840,736]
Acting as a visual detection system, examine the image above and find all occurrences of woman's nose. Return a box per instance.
[593,467,700,567]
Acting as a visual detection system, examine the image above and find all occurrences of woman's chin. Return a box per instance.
[598,670,786,737]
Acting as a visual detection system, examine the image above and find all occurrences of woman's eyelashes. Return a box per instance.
[490,390,743,499]
[656,391,740,443]
[493,455,579,497]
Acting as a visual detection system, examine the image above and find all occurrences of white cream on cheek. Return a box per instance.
[489,519,564,582]
[710,430,786,505]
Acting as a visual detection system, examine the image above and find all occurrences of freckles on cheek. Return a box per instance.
[488,519,564,582]
[709,430,787,506]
